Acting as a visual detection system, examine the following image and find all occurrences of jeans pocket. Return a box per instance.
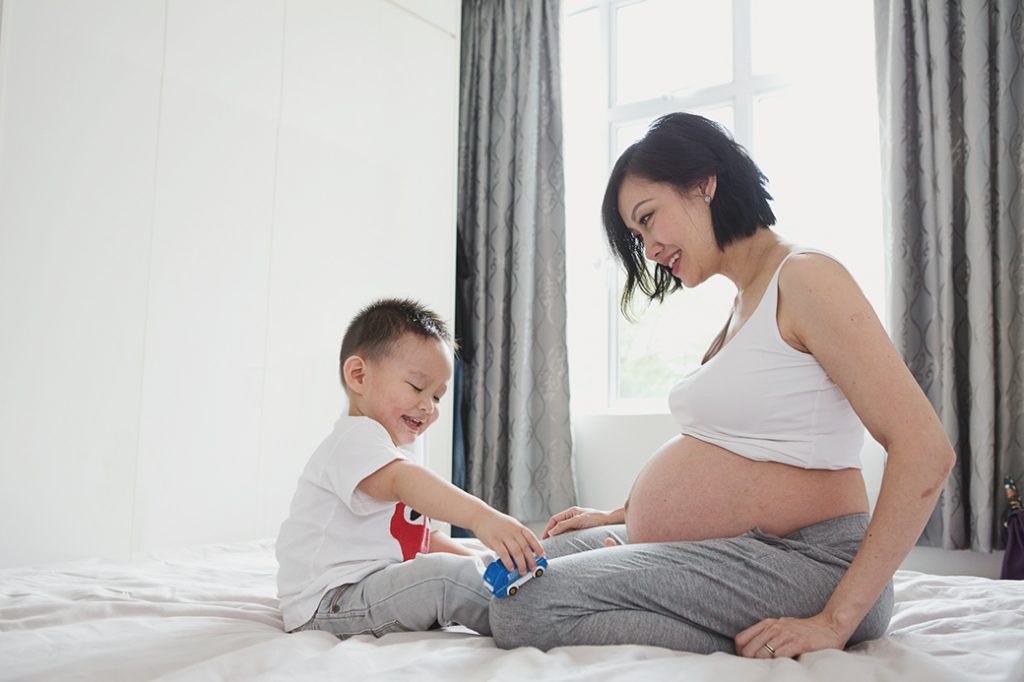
[291,585,350,632]
[371,619,408,637]
[316,584,350,616]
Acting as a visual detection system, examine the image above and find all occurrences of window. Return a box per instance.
[562,0,884,413]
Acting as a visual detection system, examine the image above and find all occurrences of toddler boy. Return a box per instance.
[276,298,543,637]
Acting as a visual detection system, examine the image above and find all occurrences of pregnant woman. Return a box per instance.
[489,113,955,658]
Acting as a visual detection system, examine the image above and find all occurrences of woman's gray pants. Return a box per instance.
[489,513,893,653]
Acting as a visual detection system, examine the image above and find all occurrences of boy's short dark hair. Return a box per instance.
[339,298,455,384]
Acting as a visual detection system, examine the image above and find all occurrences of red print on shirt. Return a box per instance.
[390,502,430,560]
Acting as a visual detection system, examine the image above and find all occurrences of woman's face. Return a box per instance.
[617,175,719,288]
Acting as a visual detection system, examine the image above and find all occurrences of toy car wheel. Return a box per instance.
[534,567,544,577]
[508,585,518,596]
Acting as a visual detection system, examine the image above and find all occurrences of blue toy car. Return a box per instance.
[483,555,548,598]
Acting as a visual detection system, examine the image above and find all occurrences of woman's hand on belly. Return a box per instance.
[543,506,624,538]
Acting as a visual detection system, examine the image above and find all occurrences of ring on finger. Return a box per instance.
[762,642,776,657]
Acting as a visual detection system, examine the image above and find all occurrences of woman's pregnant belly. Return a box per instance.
[624,435,869,544]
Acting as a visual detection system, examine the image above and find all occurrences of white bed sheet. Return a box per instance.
[1,540,1022,682]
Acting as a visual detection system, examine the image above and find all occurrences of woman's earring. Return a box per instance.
[703,194,712,204]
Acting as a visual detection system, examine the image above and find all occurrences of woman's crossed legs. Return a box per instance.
[489,515,892,653]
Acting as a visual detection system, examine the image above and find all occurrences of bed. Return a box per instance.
[2,539,1022,682]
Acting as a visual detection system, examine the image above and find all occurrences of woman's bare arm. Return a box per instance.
[736,254,955,658]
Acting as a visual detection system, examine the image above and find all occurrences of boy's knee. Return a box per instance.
[413,551,467,570]
[408,553,486,590]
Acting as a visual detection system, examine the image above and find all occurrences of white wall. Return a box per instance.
[574,415,1006,578]
[0,0,461,568]
[7,0,996,582]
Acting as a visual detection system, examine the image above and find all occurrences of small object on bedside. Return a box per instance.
[1004,476,1021,517]
[1002,475,1023,580]
[483,555,548,598]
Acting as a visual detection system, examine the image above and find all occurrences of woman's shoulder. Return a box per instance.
[778,249,858,292]
[776,249,876,341]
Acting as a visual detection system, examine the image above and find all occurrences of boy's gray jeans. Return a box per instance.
[292,552,492,638]
[489,513,893,653]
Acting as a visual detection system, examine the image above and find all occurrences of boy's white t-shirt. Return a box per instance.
[275,415,432,631]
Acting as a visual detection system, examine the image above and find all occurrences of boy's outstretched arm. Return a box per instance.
[427,530,477,558]
[358,460,544,574]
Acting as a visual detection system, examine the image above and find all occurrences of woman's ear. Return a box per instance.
[702,175,718,201]
[342,355,367,395]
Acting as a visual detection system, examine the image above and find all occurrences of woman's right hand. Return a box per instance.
[542,506,617,538]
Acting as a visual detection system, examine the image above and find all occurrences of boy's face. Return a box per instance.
[347,333,453,447]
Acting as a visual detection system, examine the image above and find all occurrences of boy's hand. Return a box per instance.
[470,509,545,575]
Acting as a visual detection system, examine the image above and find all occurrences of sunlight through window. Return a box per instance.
[562,0,884,413]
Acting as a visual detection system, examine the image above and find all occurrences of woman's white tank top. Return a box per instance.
[668,249,864,470]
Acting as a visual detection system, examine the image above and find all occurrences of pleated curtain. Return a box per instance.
[875,0,1024,551]
[455,0,578,522]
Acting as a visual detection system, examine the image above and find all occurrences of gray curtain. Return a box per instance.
[456,0,577,522]
[875,0,1024,552]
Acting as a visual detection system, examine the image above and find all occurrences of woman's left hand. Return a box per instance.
[734,612,851,659]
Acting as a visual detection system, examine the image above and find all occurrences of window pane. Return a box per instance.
[563,7,612,413]
[617,276,735,400]
[563,0,597,14]
[751,0,808,75]
[751,4,885,322]
[752,0,838,77]
[614,103,732,159]
[614,0,732,105]
[694,104,734,135]
[611,103,736,402]
[561,0,884,409]
[615,117,654,156]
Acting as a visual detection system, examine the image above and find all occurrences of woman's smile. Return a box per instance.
[667,251,681,276]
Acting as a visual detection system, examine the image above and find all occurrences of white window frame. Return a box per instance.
[568,0,793,409]
[563,0,885,415]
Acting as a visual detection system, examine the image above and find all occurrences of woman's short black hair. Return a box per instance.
[601,112,776,316]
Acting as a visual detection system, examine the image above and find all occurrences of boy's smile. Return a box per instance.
[346,333,453,446]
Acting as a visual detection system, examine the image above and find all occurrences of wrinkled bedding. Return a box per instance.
[2,540,1022,681]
